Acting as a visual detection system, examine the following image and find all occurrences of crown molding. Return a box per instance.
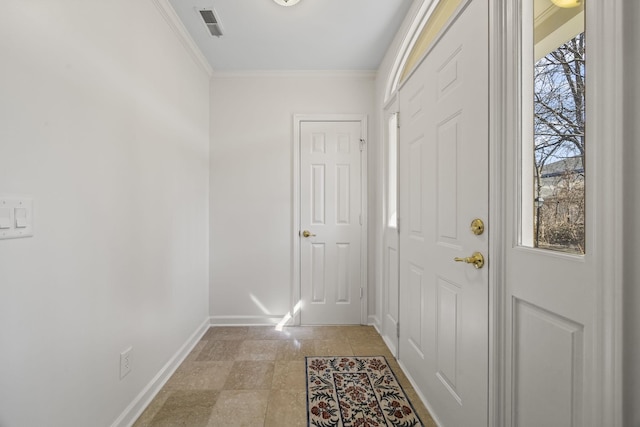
[210,70,377,79]
[151,0,213,77]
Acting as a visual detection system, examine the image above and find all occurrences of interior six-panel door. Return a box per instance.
[299,120,363,325]
[398,0,489,425]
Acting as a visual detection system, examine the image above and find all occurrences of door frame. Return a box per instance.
[488,0,624,425]
[292,114,369,326]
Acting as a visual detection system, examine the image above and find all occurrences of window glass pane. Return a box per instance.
[387,113,398,228]
[531,0,585,254]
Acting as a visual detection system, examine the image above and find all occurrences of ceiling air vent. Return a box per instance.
[199,9,223,37]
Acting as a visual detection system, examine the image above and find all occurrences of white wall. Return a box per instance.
[0,1,210,426]
[209,72,375,324]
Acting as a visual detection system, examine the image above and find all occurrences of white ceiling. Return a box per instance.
[168,0,414,71]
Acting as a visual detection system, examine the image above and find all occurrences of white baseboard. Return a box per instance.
[110,317,211,427]
[368,314,381,329]
[210,315,286,326]
[380,333,398,357]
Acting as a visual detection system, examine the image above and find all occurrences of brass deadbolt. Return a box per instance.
[470,218,485,236]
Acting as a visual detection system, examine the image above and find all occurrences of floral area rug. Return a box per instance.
[306,356,423,427]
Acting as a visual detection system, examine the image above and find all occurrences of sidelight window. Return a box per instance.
[524,0,586,255]
[387,112,399,228]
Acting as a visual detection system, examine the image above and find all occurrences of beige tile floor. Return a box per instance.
[133,325,436,427]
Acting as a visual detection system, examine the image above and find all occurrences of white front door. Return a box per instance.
[398,0,489,425]
[298,119,365,325]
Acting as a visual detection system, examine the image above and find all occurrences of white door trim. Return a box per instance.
[487,1,507,424]
[488,0,624,425]
[292,114,368,326]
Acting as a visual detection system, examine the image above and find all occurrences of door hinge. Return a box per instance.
[396,112,400,128]
[359,138,366,152]
[396,322,400,338]
[360,287,364,299]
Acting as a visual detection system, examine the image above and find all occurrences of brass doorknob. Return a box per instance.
[302,230,316,238]
[454,252,485,269]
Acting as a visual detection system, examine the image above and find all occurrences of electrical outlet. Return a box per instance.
[120,347,132,379]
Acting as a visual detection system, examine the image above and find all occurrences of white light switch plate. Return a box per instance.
[0,197,33,240]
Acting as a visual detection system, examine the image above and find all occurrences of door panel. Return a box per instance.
[398,0,489,425]
[311,165,325,224]
[512,299,584,426]
[385,246,399,331]
[300,121,363,325]
[437,115,461,245]
[407,264,424,354]
[336,165,351,224]
[436,277,461,402]
[310,243,325,302]
[409,138,424,236]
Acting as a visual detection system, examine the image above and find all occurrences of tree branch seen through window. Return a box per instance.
[533,33,585,254]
